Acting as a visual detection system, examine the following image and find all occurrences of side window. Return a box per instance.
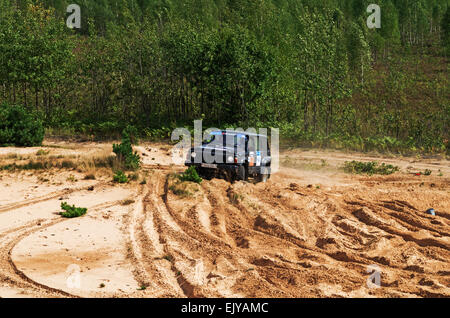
[258,137,270,155]
[248,137,256,153]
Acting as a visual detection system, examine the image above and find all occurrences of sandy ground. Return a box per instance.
[0,141,448,298]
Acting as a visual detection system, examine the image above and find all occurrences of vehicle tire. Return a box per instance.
[197,167,211,180]
[236,166,246,181]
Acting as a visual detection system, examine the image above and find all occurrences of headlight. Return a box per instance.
[227,156,233,162]
[191,152,197,158]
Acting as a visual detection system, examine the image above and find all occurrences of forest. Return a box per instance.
[0,0,449,153]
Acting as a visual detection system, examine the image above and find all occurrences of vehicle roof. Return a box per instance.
[210,130,268,138]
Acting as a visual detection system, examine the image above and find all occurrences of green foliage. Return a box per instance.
[113,170,129,183]
[60,202,87,218]
[113,130,141,171]
[0,103,44,146]
[344,161,400,175]
[178,166,202,183]
[0,0,448,154]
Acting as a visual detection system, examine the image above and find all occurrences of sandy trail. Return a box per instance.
[0,142,448,298]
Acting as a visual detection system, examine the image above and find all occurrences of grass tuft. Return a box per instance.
[60,202,87,218]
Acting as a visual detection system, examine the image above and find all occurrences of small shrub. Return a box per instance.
[60,202,87,218]
[178,166,202,183]
[84,174,96,180]
[343,161,399,175]
[0,103,44,147]
[113,130,140,171]
[113,170,129,183]
[424,169,432,176]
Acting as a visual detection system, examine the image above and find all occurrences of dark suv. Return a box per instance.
[185,130,271,182]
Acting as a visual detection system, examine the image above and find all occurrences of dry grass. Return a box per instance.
[0,145,118,175]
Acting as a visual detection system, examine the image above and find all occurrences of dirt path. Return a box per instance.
[0,142,448,298]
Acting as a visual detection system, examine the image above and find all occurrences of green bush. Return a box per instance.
[60,202,87,218]
[178,166,202,183]
[0,103,44,146]
[113,170,129,183]
[113,130,140,170]
[344,161,399,175]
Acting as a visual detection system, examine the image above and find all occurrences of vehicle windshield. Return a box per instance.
[202,132,247,148]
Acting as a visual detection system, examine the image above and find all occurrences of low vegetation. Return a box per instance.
[60,202,87,218]
[0,155,115,172]
[113,170,129,184]
[0,103,44,147]
[113,128,140,171]
[178,166,202,184]
[344,161,400,176]
[0,1,447,154]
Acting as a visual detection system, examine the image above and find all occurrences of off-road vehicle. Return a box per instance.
[185,130,271,182]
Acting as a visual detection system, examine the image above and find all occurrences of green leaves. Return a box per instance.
[113,170,129,184]
[60,202,87,218]
[113,129,141,171]
[0,103,44,146]
[344,161,400,175]
[178,166,202,184]
[0,0,448,154]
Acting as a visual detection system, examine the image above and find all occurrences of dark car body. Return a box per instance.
[185,130,271,182]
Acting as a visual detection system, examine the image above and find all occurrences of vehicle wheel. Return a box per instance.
[236,166,246,181]
[198,168,211,180]
[204,170,214,180]
[224,170,234,183]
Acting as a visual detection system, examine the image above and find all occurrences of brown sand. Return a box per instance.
[0,142,448,298]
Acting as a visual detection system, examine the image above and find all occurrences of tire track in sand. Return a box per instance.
[125,183,183,297]
[3,200,128,298]
[0,182,107,214]
[0,218,76,297]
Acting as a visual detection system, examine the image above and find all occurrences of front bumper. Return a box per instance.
[185,161,242,174]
